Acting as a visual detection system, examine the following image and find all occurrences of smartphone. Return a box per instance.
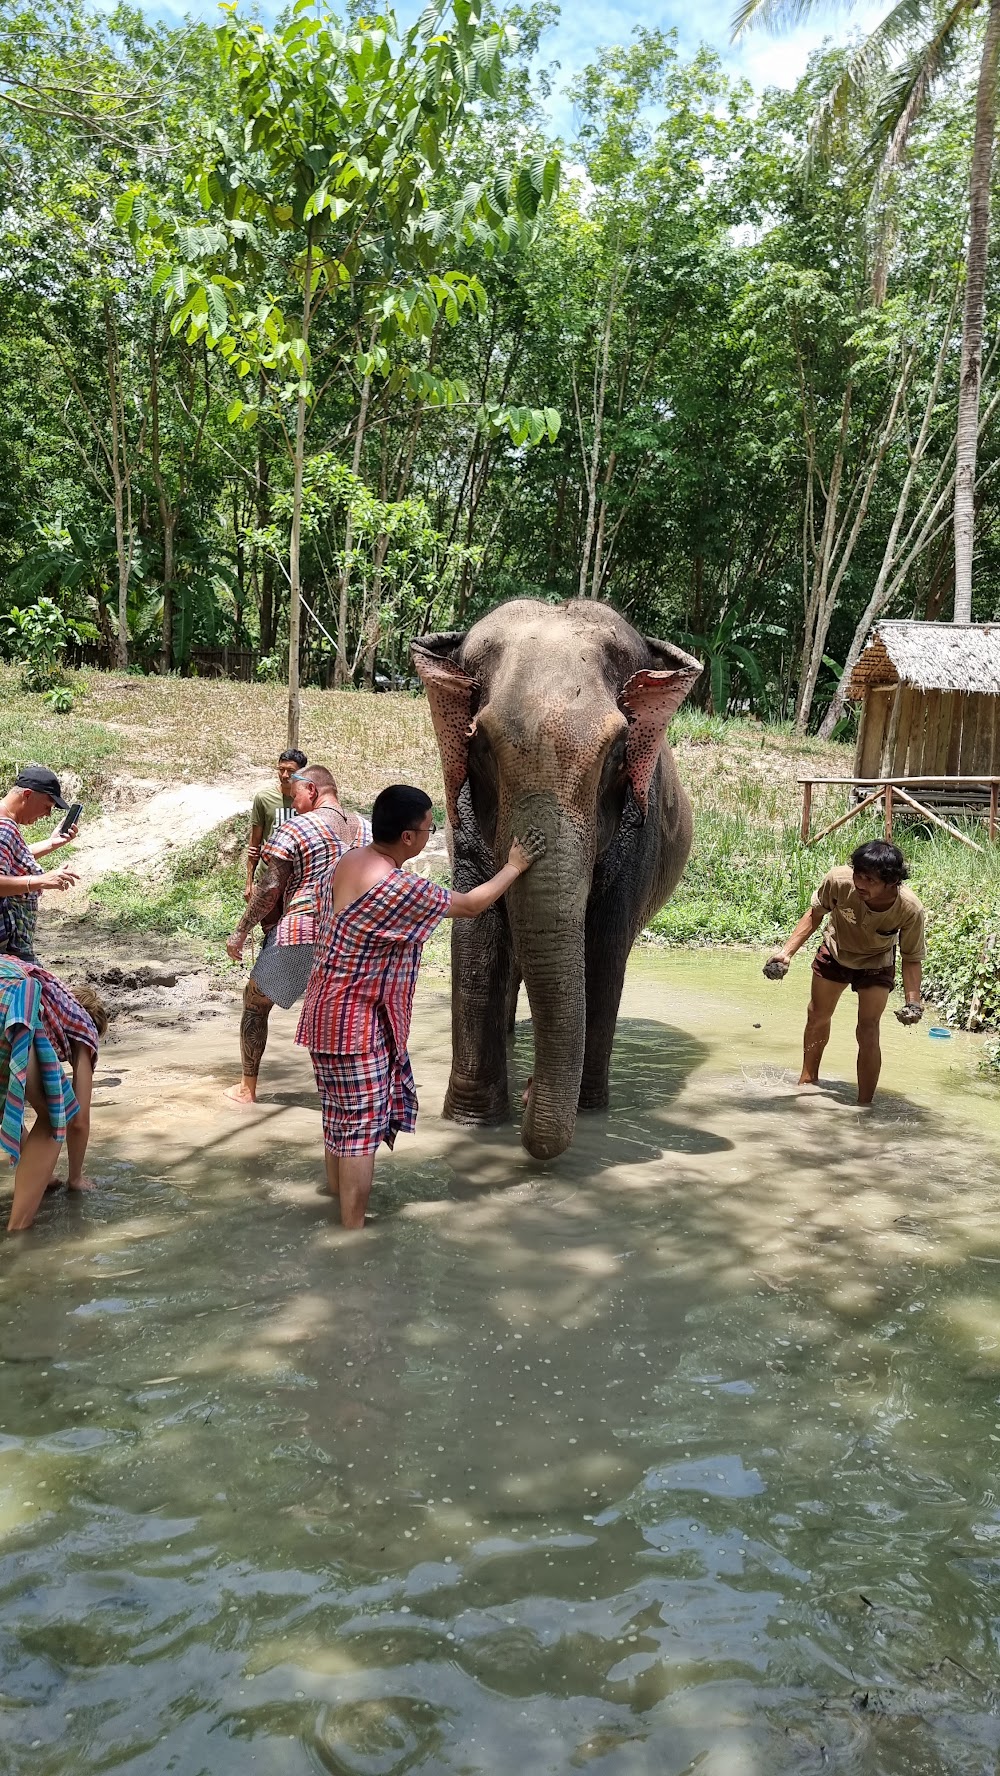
[59,802,83,836]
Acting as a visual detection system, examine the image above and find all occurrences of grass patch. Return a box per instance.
[0,667,124,802]
[87,818,248,965]
[0,665,446,808]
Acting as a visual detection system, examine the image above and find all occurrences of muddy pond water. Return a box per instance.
[3,948,1000,1775]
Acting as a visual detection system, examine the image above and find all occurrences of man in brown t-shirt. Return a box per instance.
[764,840,925,1105]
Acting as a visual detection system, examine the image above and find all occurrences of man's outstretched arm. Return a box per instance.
[228,855,292,958]
[764,904,824,978]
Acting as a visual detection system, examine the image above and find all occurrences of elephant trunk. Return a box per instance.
[505,794,590,1161]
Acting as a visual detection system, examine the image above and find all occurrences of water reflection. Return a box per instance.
[2,952,1000,1772]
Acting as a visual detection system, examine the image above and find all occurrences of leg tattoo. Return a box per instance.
[240,982,273,1079]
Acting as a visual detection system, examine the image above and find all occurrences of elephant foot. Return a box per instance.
[443,1081,511,1127]
[521,1124,573,1161]
[520,1095,576,1160]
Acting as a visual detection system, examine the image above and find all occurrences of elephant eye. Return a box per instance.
[600,732,627,783]
[596,733,628,856]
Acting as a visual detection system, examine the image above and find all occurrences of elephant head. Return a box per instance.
[412,598,701,1161]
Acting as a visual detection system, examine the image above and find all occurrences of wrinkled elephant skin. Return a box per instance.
[412,598,700,1160]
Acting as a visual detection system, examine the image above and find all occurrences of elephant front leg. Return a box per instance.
[444,903,516,1126]
[575,930,628,1108]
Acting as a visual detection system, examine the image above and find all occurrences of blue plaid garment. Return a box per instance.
[0,957,78,1166]
[0,817,41,961]
[0,893,38,961]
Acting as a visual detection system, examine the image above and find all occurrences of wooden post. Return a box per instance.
[991,780,998,841]
[800,781,813,843]
[885,783,893,840]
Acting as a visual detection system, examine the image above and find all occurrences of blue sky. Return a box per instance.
[151,0,885,133]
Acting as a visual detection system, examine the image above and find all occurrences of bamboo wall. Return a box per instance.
[854,684,1000,778]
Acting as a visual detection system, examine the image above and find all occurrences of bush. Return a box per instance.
[922,907,1000,1030]
[1,598,96,692]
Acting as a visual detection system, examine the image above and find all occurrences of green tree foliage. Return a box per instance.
[120,0,559,740]
[3,0,1000,731]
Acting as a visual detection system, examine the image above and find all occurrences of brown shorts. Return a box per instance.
[812,942,895,993]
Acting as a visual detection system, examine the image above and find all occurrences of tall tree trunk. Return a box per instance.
[287,228,315,748]
[589,447,617,600]
[819,297,959,738]
[256,405,275,655]
[160,512,176,670]
[233,483,245,642]
[953,0,1000,622]
[574,287,615,601]
[335,322,377,688]
[149,332,175,674]
[105,301,133,670]
[692,552,705,633]
[795,384,852,729]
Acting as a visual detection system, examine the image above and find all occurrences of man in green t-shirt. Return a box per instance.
[245,749,307,901]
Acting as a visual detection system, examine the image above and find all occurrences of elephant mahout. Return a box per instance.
[411,598,701,1161]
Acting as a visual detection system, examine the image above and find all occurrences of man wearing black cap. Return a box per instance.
[0,767,80,961]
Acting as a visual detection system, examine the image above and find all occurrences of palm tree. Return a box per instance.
[733,0,1000,625]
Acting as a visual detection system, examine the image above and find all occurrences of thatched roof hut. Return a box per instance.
[847,620,1000,782]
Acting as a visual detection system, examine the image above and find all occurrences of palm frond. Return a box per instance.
[869,0,975,169]
[806,0,973,164]
[731,0,857,42]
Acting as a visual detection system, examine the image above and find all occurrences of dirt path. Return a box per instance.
[68,778,260,881]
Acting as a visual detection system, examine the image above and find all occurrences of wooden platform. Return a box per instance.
[799,775,1000,852]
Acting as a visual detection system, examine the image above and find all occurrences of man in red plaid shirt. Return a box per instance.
[297,783,544,1229]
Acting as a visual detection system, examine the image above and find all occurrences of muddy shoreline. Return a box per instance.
[41,908,237,1038]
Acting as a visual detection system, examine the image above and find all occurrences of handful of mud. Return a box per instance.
[762,957,789,981]
[894,1002,924,1025]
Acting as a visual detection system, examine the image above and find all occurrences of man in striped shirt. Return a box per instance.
[225,766,369,1104]
[297,783,544,1229]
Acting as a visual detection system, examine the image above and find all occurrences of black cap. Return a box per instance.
[14,765,68,809]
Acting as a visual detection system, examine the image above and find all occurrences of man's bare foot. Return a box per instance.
[224,1081,258,1107]
[67,1176,96,1191]
[795,1080,824,1096]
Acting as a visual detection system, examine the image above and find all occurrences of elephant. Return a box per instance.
[411,598,701,1162]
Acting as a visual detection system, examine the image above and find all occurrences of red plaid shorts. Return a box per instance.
[310,1030,418,1156]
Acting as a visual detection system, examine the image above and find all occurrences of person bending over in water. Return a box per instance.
[297,784,545,1230]
[1,959,107,1230]
[50,981,109,1193]
[764,840,925,1106]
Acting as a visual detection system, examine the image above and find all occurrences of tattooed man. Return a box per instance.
[224,766,369,1105]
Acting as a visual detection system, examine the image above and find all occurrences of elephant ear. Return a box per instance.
[411,633,477,828]
[619,639,702,815]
